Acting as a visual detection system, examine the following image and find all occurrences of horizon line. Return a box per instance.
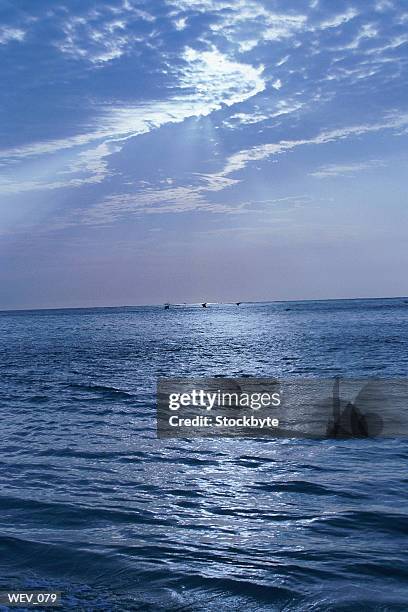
[1,295,407,314]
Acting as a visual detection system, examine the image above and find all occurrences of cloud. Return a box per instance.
[1,48,264,161]
[174,17,188,30]
[2,0,408,235]
[61,172,241,226]
[0,141,121,195]
[0,47,265,193]
[80,111,408,221]
[319,8,359,29]
[0,26,25,45]
[331,23,379,52]
[218,113,408,176]
[363,34,408,55]
[68,112,408,223]
[54,4,155,65]
[81,188,314,226]
[82,180,242,221]
[375,0,394,11]
[223,111,269,128]
[223,100,304,129]
[310,160,386,178]
[168,0,307,52]
[56,17,139,64]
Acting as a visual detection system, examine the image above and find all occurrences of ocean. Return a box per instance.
[0,298,407,610]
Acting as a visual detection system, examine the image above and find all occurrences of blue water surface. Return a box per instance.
[0,299,407,611]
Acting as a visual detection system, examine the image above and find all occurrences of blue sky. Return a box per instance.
[0,0,407,308]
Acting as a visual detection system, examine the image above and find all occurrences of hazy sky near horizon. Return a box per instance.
[0,0,407,308]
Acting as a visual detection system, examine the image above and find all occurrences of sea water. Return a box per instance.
[0,299,407,610]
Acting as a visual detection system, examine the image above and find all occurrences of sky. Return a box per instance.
[0,0,407,309]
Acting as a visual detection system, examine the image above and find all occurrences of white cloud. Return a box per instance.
[169,0,307,52]
[375,0,394,11]
[86,188,208,220]
[193,173,238,191]
[319,8,359,29]
[78,168,241,222]
[220,113,408,176]
[363,34,408,55]
[174,17,187,30]
[180,46,265,107]
[1,47,264,161]
[310,159,386,178]
[54,2,155,66]
[0,26,25,45]
[223,99,304,129]
[81,185,314,224]
[223,100,304,129]
[337,23,379,51]
[238,40,258,52]
[83,179,242,221]
[270,100,304,117]
[0,141,121,195]
[56,15,140,64]
[81,113,405,221]
[0,47,265,193]
[276,55,290,67]
[223,111,269,128]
